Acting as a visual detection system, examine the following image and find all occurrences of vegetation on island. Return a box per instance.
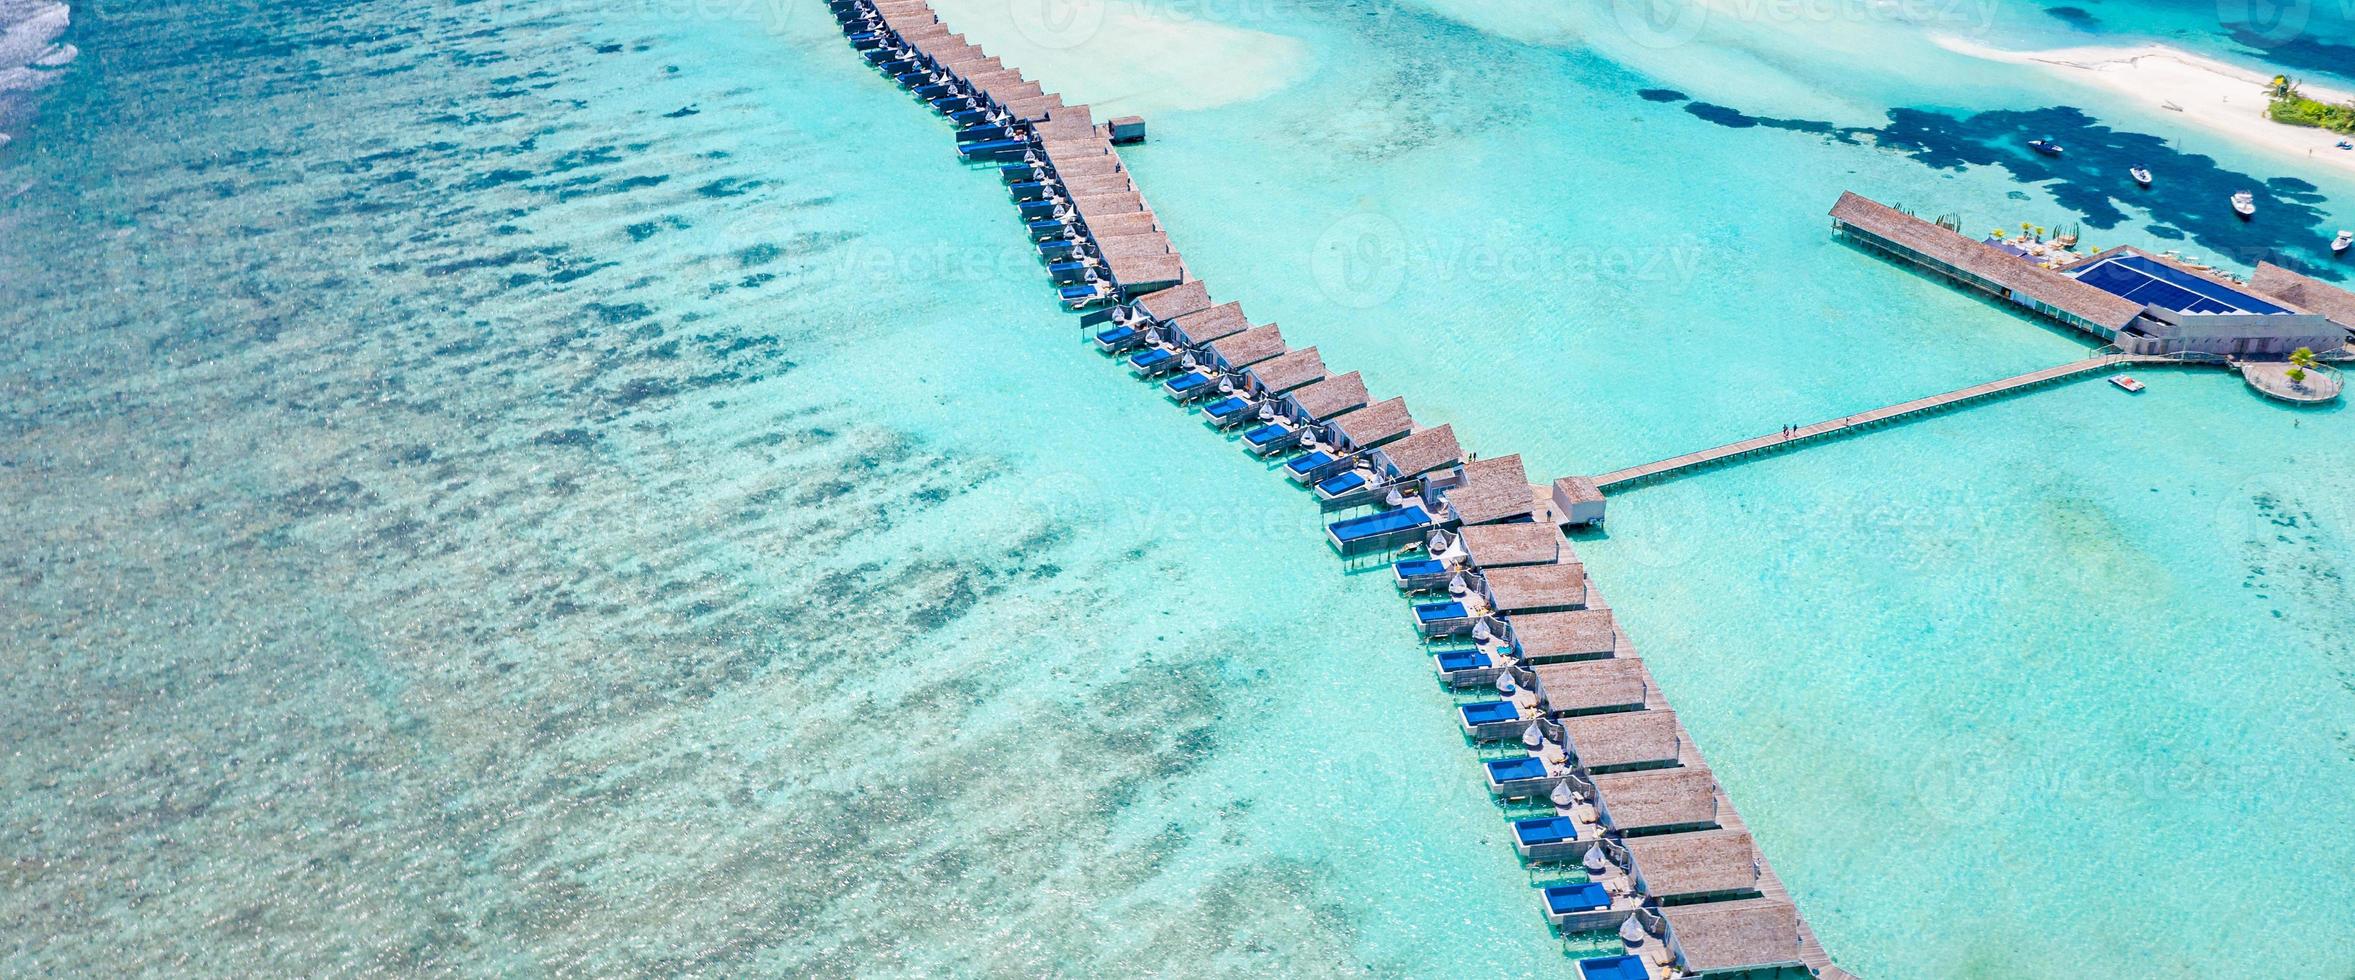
[2266,75,2355,134]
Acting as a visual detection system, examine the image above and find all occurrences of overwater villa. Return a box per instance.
[1412,560,1586,638]
[1315,423,1461,509]
[1579,900,1812,979]
[1285,396,1412,484]
[1241,370,1366,455]
[1479,659,1666,790]
[1579,767,1723,836]
[1533,657,1652,716]
[1167,323,1286,402]
[1203,346,1324,429]
[1093,280,1210,351]
[1503,608,1620,665]
[1601,830,1764,905]
[1557,709,1686,774]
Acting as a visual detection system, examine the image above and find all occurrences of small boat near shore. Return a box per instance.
[2130,166,2152,187]
[2232,191,2256,219]
[2110,375,2146,393]
[2335,230,2352,255]
[2029,138,2064,156]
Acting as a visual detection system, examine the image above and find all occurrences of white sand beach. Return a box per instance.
[1936,37,2355,179]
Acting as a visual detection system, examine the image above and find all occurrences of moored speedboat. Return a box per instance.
[2334,230,2353,255]
[2110,375,2145,393]
[2029,138,2064,156]
[2130,166,2152,187]
[2231,191,2256,219]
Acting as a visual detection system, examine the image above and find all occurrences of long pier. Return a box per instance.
[828,3,1852,975]
[1591,354,2163,492]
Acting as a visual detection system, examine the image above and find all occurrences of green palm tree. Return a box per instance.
[2290,346,2318,371]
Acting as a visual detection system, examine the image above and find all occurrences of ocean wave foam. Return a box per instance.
[0,0,72,143]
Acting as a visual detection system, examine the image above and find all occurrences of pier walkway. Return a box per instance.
[1591,354,2163,492]
[829,4,1853,973]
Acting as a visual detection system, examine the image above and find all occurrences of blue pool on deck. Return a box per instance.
[1415,600,1467,623]
[1434,649,1490,672]
[1459,700,1519,727]
[1393,557,1446,580]
[1576,954,1650,980]
[1542,881,1612,915]
[1326,505,1432,544]
[1513,816,1579,846]
[1285,451,1334,475]
[1316,471,1367,496]
[1486,755,1548,783]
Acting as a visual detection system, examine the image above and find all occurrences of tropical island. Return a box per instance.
[2267,75,2355,134]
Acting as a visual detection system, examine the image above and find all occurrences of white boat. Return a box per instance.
[2335,230,2353,254]
[2232,191,2256,219]
[2130,166,2153,187]
[2111,375,2146,393]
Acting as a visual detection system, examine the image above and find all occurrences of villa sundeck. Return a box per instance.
[1168,301,1250,348]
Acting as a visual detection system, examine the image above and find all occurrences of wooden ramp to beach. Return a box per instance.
[1591,354,2162,492]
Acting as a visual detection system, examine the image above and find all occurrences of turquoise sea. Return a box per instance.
[4,0,2353,976]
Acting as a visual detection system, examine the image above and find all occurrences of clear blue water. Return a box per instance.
[5,0,2354,976]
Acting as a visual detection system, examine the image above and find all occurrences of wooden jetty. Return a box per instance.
[1590,353,2163,492]
[828,4,1857,974]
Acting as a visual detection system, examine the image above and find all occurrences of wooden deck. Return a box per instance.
[1592,354,2163,491]
[838,8,1861,973]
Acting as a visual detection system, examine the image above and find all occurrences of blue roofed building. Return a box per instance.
[1831,192,2353,359]
[2063,248,2348,357]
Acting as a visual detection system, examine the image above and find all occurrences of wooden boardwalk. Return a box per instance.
[839,9,1863,974]
[1592,354,2161,491]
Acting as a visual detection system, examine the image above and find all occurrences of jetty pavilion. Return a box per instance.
[1831,192,2353,358]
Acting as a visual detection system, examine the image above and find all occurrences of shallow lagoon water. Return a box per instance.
[921,0,2355,974]
[0,0,1579,974]
[5,0,2355,976]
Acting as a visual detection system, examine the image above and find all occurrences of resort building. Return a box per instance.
[1830,191,2352,358]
